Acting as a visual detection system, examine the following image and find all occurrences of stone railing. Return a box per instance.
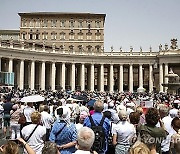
[0,39,160,56]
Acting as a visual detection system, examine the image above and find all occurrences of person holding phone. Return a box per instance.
[0,138,35,154]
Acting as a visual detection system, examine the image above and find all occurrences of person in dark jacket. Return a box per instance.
[3,96,13,138]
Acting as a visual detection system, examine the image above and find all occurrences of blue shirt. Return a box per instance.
[49,120,77,154]
[83,112,110,153]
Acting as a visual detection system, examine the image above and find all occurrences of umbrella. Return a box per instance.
[20,95,45,103]
[87,99,96,107]
[174,100,180,104]
[72,95,88,102]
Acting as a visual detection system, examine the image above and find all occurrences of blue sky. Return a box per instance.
[0,0,180,51]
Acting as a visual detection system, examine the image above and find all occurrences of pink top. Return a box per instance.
[89,110,95,115]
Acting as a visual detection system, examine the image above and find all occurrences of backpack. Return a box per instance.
[89,115,106,153]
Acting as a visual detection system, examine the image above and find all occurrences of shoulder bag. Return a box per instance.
[55,123,67,142]
[24,124,39,142]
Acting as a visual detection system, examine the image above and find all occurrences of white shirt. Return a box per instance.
[112,121,136,145]
[73,150,91,154]
[161,115,176,152]
[0,105,4,118]
[41,111,54,129]
[22,124,46,154]
[24,106,35,122]
[75,123,83,132]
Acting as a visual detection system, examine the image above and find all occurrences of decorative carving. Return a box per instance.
[119,46,122,52]
[111,46,113,52]
[32,41,35,50]
[164,43,168,50]
[159,44,162,51]
[52,43,56,50]
[10,37,13,47]
[170,38,178,50]
[153,61,158,69]
[20,39,24,49]
[130,46,133,53]
[101,46,104,52]
[140,46,142,52]
[150,46,152,52]
[42,41,46,51]
[0,36,2,46]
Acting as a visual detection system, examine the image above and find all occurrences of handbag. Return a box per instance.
[106,122,115,154]
[18,109,26,125]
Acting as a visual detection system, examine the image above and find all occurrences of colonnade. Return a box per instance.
[0,57,170,93]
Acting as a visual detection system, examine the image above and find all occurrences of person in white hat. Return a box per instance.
[49,106,77,154]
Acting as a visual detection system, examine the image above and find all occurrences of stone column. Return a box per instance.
[90,64,94,91]
[19,60,24,90]
[109,64,114,92]
[139,64,143,88]
[149,64,153,93]
[41,61,45,90]
[0,57,1,72]
[129,64,133,92]
[159,63,164,92]
[61,63,66,90]
[119,64,124,92]
[100,64,104,92]
[164,63,168,93]
[51,62,56,90]
[30,60,35,90]
[8,58,13,72]
[80,63,85,91]
[71,63,75,91]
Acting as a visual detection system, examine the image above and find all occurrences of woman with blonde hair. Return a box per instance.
[21,111,46,154]
[112,110,136,154]
[129,141,156,154]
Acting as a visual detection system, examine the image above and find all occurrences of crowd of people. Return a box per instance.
[0,88,179,154]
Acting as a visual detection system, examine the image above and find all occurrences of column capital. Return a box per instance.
[19,58,25,61]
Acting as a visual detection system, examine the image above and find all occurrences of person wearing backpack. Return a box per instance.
[84,100,110,154]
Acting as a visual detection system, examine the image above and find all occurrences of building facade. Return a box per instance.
[0,30,20,41]
[0,12,180,93]
[18,12,105,53]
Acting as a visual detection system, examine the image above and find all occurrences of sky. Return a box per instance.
[0,0,180,52]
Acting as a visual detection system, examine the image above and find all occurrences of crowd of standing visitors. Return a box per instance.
[0,88,179,154]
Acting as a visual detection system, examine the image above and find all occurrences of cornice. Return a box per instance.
[0,47,179,65]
